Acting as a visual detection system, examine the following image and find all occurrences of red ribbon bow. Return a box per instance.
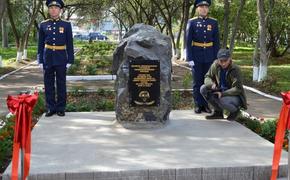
[6,92,38,180]
[271,91,290,180]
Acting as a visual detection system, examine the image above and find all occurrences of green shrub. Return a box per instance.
[0,115,15,172]
[238,116,261,133]
[80,41,117,58]
[32,92,46,118]
[172,91,182,109]
[183,72,192,89]
[85,65,98,75]
[260,119,278,143]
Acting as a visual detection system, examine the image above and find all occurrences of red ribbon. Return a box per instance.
[271,91,290,180]
[6,92,38,180]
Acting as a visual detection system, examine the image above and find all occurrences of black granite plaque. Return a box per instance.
[129,57,160,106]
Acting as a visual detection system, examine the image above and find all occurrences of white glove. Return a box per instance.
[66,64,71,69]
[188,61,195,67]
[38,64,43,69]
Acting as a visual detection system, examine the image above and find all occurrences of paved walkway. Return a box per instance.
[0,62,283,119]
[3,111,288,179]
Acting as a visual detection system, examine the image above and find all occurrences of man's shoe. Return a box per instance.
[202,106,212,113]
[227,110,240,121]
[45,111,55,117]
[57,111,65,117]
[194,106,202,114]
[205,111,224,120]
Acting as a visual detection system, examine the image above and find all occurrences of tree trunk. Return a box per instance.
[222,0,230,48]
[253,0,274,82]
[0,0,6,21]
[252,37,260,82]
[181,0,191,61]
[2,12,8,48]
[118,24,123,41]
[257,0,268,82]
[6,0,20,50]
[229,0,245,54]
[175,1,187,59]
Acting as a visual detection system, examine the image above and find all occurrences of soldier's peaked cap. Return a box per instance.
[195,0,211,7]
[46,0,64,9]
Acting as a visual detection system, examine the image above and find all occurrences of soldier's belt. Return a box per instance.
[45,44,66,50]
[192,41,213,47]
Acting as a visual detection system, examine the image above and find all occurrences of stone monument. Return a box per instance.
[113,24,172,129]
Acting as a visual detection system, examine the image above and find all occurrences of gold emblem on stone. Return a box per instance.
[134,91,155,105]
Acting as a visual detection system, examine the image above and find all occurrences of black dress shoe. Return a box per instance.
[227,110,240,121]
[205,111,224,120]
[194,106,202,114]
[57,111,65,117]
[202,106,212,113]
[45,111,55,117]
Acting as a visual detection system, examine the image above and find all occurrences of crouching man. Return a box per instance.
[200,49,247,120]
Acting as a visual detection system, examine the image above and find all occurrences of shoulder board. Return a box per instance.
[61,19,71,23]
[190,17,198,20]
[41,19,50,23]
[208,17,217,21]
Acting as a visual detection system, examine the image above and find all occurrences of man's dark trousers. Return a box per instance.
[192,62,212,107]
[44,65,66,112]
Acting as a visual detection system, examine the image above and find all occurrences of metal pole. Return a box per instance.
[21,149,24,180]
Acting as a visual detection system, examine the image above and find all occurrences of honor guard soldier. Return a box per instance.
[186,0,220,114]
[37,0,74,117]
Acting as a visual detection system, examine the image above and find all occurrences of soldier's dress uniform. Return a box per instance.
[37,0,74,115]
[186,0,219,112]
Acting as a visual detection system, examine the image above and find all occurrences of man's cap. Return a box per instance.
[46,0,64,9]
[217,49,231,60]
[195,0,211,7]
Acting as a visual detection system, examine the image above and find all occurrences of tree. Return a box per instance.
[0,0,8,48]
[266,0,290,57]
[255,0,268,82]
[150,0,183,57]
[0,0,6,21]
[221,0,230,48]
[6,0,42,61]
[2,12,8,48]
[229,0,246,54]
[253,0,274,82]
[181,0,192,60]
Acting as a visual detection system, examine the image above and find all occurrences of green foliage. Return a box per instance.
[0,115,15,172]
[182,72,192,89]
[238,116,261,134]
[67,58,81,75]
[172,91,182,109]
[0,46,37,64]
[32,92,46,118]
[171,91,194,110]
[0,47,18,61]
[79,41,117,58]
[237,115,287,148]
[66,89,115,112]
[67,42,115,75]
[260,120,277,143]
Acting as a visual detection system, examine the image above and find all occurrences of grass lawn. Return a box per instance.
[232,47,290,96]
[0,40,88,76]
[0,46,37,76]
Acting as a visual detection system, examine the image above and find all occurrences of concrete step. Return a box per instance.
[3,110,288,180]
